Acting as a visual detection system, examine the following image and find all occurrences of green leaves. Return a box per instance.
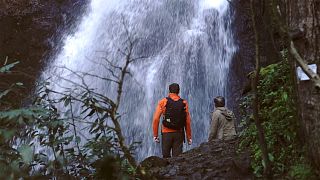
[289,163,316,179]
[0,56,138,178]
[0,89,11,100]
[75,136,81,144]
[268,153,274,162]
[0,129,16,140]
[0,107,48,122]
[18,145,33,164]
[239,61,315,177]
[0,61,19,73]
[282,92,288,101]
[0,82,24,100]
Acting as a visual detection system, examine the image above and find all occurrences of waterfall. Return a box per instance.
[42,0,236,161]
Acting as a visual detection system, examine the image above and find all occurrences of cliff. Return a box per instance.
[0,0,88,107]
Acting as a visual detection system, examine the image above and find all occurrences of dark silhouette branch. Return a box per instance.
[250,0,271,177]
[69,96,83,159]
[100,56,122,71]
[55,65,119,84]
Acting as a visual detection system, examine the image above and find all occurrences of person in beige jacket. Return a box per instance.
[209,96,237,141]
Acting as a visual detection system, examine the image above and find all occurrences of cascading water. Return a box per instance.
[42,0,236,161]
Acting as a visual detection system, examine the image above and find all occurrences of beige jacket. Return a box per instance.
[209,107,236,141]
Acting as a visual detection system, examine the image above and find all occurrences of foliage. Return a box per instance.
[0,54,142,179]
[1,18,149,178]
[0,61,19,73]
[93,155,128,179]
[0,61,49,179]
[289,162,316,179]
[239,54,316,178]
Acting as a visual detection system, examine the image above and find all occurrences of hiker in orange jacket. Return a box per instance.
[152,83,192,158]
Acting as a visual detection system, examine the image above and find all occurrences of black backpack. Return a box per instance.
[162,97,186,130]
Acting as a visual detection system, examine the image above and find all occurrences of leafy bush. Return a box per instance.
[239,56,316,178]
[0,60,140,179]
[0,61,50,179]
[289,163,316,179]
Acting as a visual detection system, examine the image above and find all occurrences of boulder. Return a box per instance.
[140,138,253,179]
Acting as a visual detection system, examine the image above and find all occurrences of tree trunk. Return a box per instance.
[250,0,271,177]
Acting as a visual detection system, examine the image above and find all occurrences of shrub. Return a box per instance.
[239,56,316,177]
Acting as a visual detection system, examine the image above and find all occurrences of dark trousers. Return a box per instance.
[162,132,183,158]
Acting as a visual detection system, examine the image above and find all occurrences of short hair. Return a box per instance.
[169,83,180,94]
[214,96,225,107]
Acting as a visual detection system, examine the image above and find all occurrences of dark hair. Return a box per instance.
[214,96,225,107]
[169,83,180,94]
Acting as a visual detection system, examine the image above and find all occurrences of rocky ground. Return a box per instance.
[140,138,253,180]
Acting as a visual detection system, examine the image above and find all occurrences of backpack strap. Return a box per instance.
[165,97,172,108]
[165,97,183,103]
[180,98,186,108]
[165,97,186,108]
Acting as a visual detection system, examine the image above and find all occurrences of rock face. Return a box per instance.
[226,0,255,125]
[0,0,88,107]
[286,0,320,171]
[228,0,320,173]
[140,138,252,179]
[227,0,281,126]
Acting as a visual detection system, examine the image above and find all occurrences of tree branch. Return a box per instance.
[289,41,320,89]
[269,0,320,90]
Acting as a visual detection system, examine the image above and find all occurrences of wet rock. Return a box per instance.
[140,156,169,168]
[190,172,201,180]
[174,176,187,180]
[140,138,253,179]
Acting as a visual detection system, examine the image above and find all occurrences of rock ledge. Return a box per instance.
[140,138,253,179]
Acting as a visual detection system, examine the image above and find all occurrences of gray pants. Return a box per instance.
[162,132,183,158]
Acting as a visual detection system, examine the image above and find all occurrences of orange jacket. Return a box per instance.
[152,93,192,140]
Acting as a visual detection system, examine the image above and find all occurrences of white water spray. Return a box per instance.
[42,0,236,161]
